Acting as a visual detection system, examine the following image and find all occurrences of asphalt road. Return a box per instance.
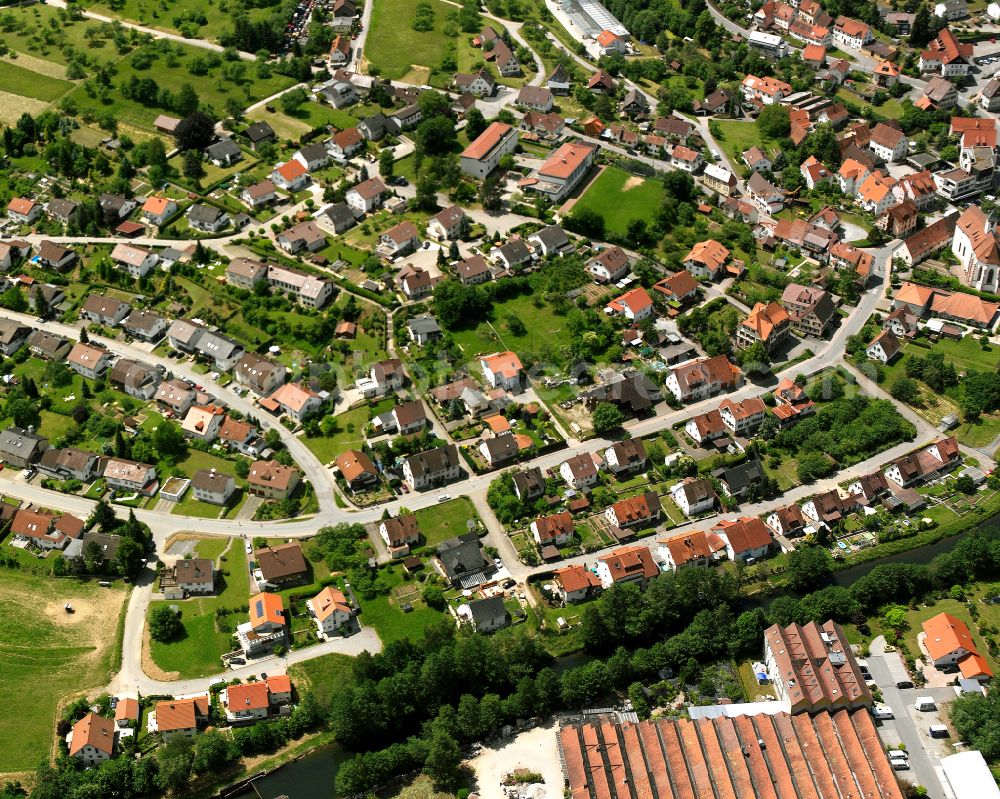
[866,636,953,799]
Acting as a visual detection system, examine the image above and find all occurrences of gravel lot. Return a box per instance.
[468,723,564,799]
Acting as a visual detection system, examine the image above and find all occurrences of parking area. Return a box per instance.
[866,636,955,798]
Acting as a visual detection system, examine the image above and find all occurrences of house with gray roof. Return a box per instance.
[463,595,509,633]
[406,314,442,345]
[28,329,72,361]
[0,320,30,356]
[0,426,48,468]
[187,204,230,233]
[122,309,168,342]
[434,532,490,586]
[39,446,100,481]
[194,330,244,371]
[205,138,243,167]
[166,319,206,352]
[316,202,357,234]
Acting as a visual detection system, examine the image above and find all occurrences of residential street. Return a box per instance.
[1,246,976,695]
[866,635,952,799]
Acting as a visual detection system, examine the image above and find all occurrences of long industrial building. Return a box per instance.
[559,710,905,799]
[560,0,628,38]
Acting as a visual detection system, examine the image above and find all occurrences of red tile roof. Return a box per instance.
[560,709,904,799]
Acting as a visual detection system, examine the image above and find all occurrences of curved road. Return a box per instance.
[2,0,955,702]
[1,245,956,697]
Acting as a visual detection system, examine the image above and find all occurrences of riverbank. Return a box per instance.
[833,491,1000,571]
[208,491,1000,799]
[191,730,340,799]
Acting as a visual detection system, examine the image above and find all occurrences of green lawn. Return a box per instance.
[38,409,77,443]
[175,449,241,481]
[836,87,904,120]
[358,586,444,645]
[247,102,361,140]
[195,536,233,562]
[764,455,799,492]
[0,571,128,771]
[302,404,372,466]
[147,538,250,678]
[713,120,779,172]
[448,291,579,364]
[570,166,665,236]
[0,58,73,101]
[880,336,1000,447]
[413,497,480,548]
[955,416,1000,448]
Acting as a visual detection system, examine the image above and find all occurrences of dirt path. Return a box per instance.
[558,164,604,215]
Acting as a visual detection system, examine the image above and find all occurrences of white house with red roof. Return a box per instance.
[741,75,792,104]
[7,198,40,224]
[142,196,178,226]
[307,585,355,637]
[271,160,310,191]
[604,286,654,321]
[69,712,115,765]
[481,351,524,392]
[832,16,872,49]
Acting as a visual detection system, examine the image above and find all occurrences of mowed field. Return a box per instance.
[0,59,73,101]
[0,571,127,772]
[570,166,666,237]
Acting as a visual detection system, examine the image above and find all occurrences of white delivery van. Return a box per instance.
[915,696,936,711]
[872,704,894,720]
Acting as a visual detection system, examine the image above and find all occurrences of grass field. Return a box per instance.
[880,336,1000,447]
[713,120,780,172]
[288,652,354,709]
[0,58,73,101]
[365,0,486,82]
[449,291,579,366]
[569,166,664,237]
[0,571,127,772]
[413,497,479,547]
[0,6,99,66]
[83,0,273,42]
[147,538,250,678]
[247,102,362,140]
[302,404,374,466]
[359,580,443,644]
[0,3,296,131]
[63,35,296,130]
